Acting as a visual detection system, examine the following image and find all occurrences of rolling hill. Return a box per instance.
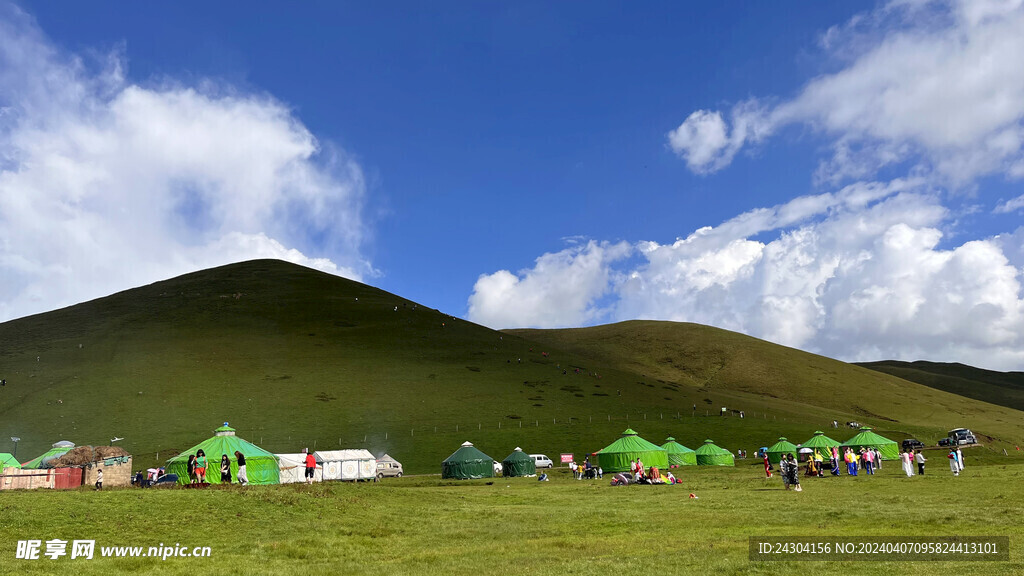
[1,259,1022,474]
[857,360,1024,413]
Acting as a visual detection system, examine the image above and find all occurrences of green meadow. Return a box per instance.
[2,259,1024,575]
[2,463,1021,575]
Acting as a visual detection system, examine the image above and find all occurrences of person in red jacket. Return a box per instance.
[304,449,317,484]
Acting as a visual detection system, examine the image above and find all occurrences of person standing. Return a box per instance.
[220,454,232,483]
[763,452,772,479]
[235,451,248,485]
[786,454,802,492]
[956,447,964,473]
[948,448,959,476]
[863,449,873,475]
[915,450,926,475]
[779,455,790,490]
[304,449,316,484]
[187,454,197,484]
[195,449,208,483]
[873,448,881,470]
[901,450,914,477]
[95,467,103,490]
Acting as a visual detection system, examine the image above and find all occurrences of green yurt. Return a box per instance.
[595,429,669,473]
[801,431,841,456]
[166,423,280,485]
[0,452,21,472]
[21,441,75,469]
[661,437,697,467]
[502,447,537,477]
[694,439,735,466]
[841,427,899,460]
[765,437,798,465]
[442,441,494,479]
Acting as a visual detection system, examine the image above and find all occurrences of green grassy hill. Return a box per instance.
[2,260,1022,474]
[856,360,1024,412]
[507,322,1024,453]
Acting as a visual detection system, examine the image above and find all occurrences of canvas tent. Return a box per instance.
[841,427,899,460]
[502,447,537,477]
[765,437,798,465]
[276,453,322,484]
[0,453,21,472]
[21,441,75,469]
[694,439,735,466]
[166,423,279,485]
[442,441,494,479]
[661,437,697,467]
[801,431,841,456]
[595,429,669,473]
[315,449,376,481]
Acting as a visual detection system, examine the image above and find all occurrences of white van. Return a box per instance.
[530,454,553,469]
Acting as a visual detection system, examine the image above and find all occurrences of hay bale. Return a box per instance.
[51,446,130,467]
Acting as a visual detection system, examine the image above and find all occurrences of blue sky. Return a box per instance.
[2,1,1023,369]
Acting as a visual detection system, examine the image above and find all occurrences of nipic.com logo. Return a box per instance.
[16,540,212,561]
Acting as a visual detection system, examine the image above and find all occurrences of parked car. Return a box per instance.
[949,428,977,445]
[375,456,403,479]
[901,439,924,451]
[938,437,954,447]
[530,454,554,469]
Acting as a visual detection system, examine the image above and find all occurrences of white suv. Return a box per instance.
[530,454,553,468]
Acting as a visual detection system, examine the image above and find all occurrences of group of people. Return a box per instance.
[185,449,248,485]
[568,457,603,480]
[767,444,968,490]
[609,459,678,486]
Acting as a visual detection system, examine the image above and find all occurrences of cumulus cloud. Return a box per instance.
[467,240,631,329]
[0,5,370,321]
[474,185,1024,369]
[666,102,770,174]
[669,0,1024,185]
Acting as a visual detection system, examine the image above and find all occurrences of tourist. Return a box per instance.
[785,454,801,492]
[830,447,840,476]
[813,450,825,477]
[901,450,914,477]
[956,447,964,472]
[187,454,197,484]
[195,449,208,483]
[948,448,959,476]
[863,448,874,475]
[845,448,858,476]
[235,451,248,485]
[304,449,316,484]
[779,456,790,490]
[873,448,881,470]
[220,454,232,483]
[915,450,926,475]
[763,452,772,479]
[95,467,103,490]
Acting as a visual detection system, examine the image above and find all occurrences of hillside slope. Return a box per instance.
[1,261,1022,473]
[857,360,1024,412]
[507,321,1024,450]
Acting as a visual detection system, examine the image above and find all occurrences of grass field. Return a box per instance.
[2,460,1021,575]
[2,260,1023,475]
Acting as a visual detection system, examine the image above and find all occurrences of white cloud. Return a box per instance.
[994,193,1024,213]
[0,5,370,321]
[471,182,1024,370]
[670,0,1024,185]
[467,240,631,329]
[666,102,770,174]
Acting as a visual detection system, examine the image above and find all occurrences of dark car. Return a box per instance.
[901,439,924,451]
[937,437,954,447]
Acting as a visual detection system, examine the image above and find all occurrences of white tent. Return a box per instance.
[314,449,376,481]
[276,453,322,484]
